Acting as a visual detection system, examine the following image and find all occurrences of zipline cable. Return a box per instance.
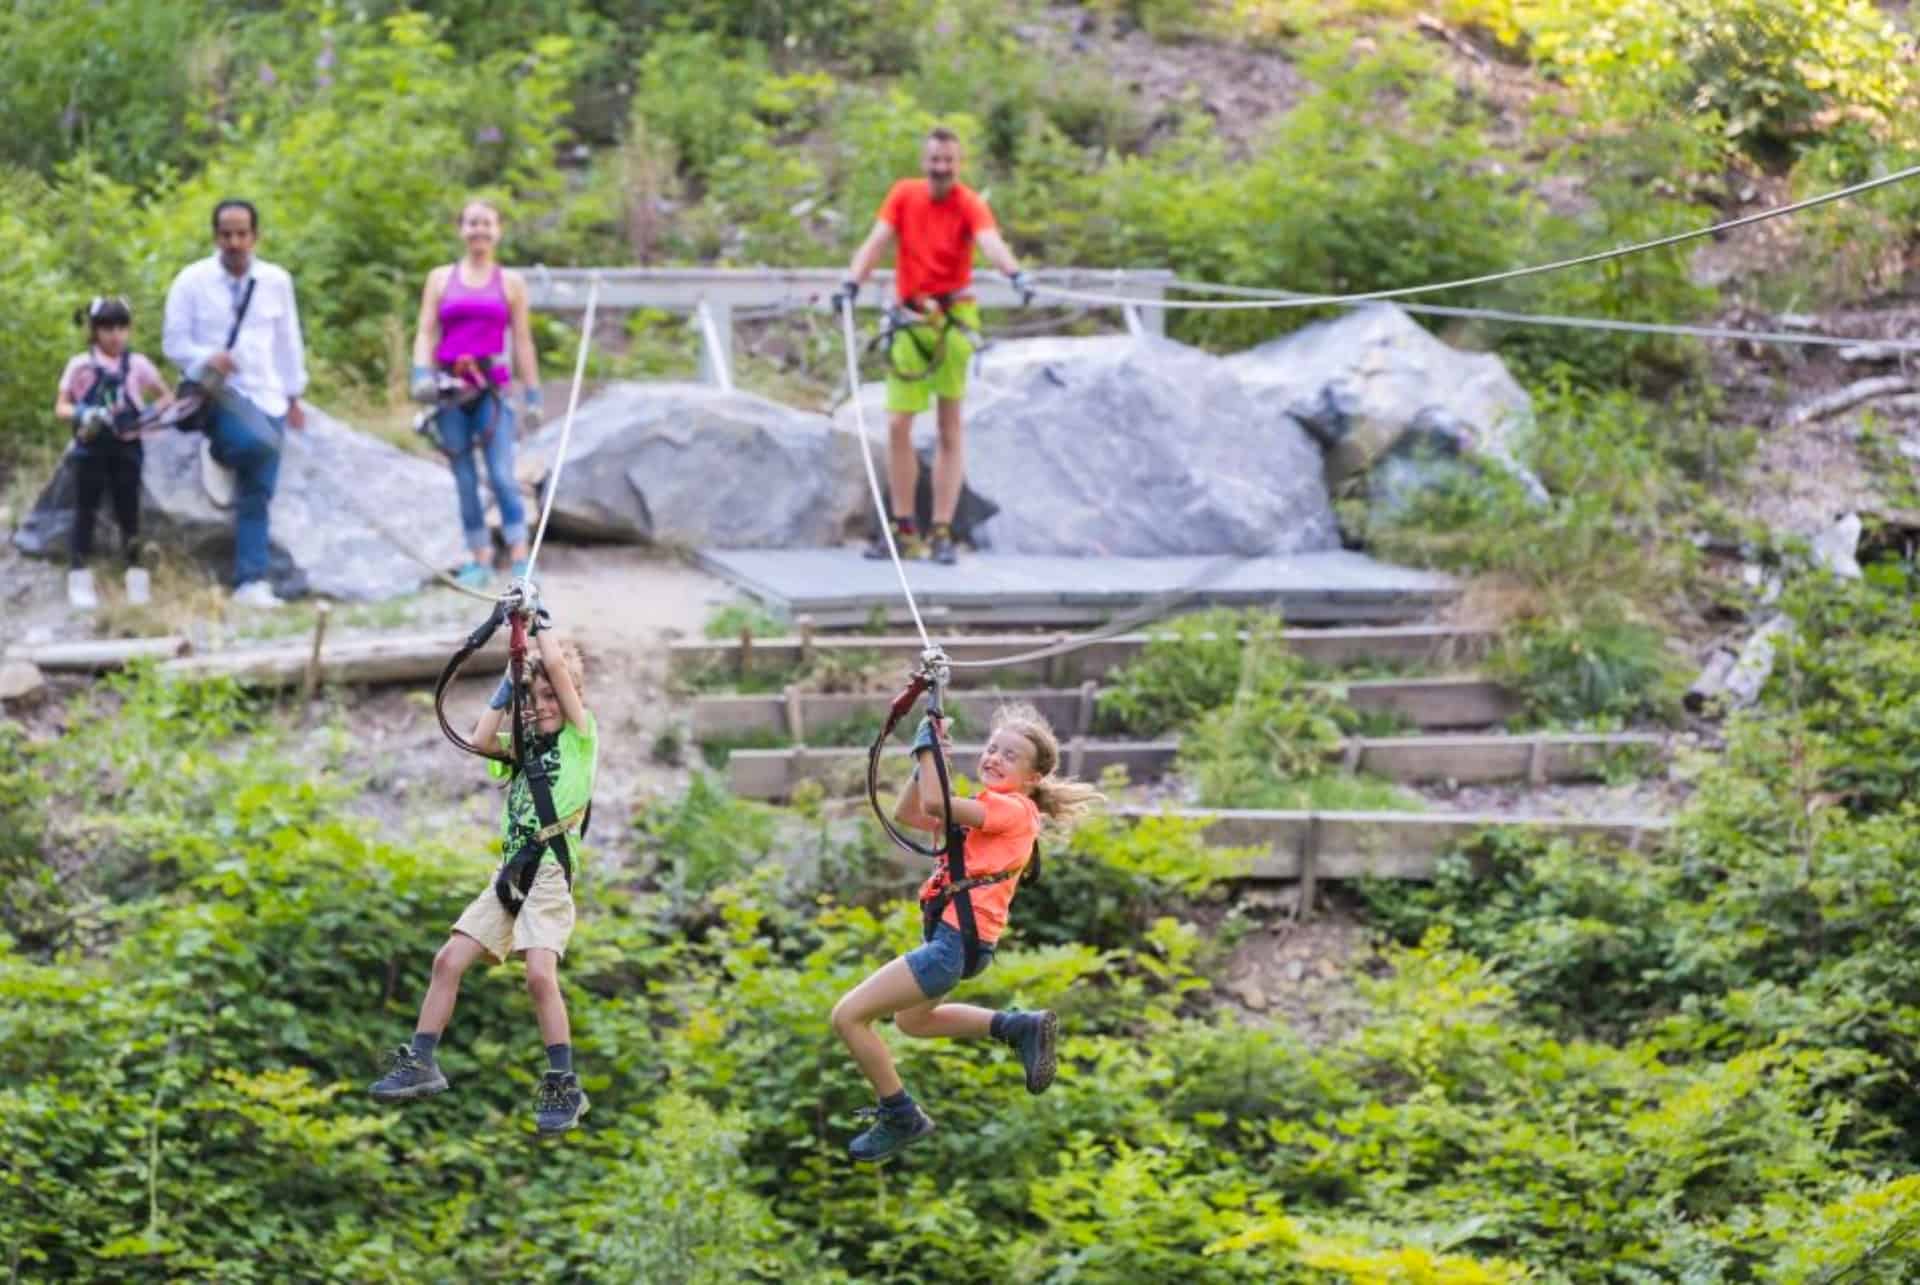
[521,273,601,589]
[841,302,937,650]
[1033,163,1920,314]
[1162,277,1920,352]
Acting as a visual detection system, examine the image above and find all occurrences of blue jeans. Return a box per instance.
[435,395,526,553]
[904,922,995,999]
[208,395,284,588]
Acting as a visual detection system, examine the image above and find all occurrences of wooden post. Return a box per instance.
[737,626,753,680]
[301,603,332,704]
[1527,736,1548,788]
[1075,680,1098,738]
[783,683,807,745]
[1295,814,1321,921]
[798,615,817,667]
[1340,739,1364,774]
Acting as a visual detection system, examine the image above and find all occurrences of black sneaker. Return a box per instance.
[928,530,958,566]
[847,1103,936,1162]
[369,1045,449,1103]
[1005,1011,1059,1095]
[535,1071,589,1135]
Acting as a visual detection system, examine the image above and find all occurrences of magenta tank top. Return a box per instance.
[435,264,512,385]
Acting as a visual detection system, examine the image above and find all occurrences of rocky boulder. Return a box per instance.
[13,407,469,601]
[520,382,871,547]
[836,335,1339,556]
[1225,303,1545,517]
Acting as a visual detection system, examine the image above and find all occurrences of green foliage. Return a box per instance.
[1096,608,1251,736]
[634,771,779,906]
[1011,813,1254,949]
[1490,609,1679,726]
[704,598,790,640]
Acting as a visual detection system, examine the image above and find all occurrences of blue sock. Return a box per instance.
[880,1089,914,1114]
[410,1030,440,1061]
[991,1011,1026,1043]
[546,1043,572,1074]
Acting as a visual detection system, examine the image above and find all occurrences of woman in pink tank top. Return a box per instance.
[409,198,542,588]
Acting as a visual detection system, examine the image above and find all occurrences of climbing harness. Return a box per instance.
[413,358,505,457]
[71,351,140,448]
[867,644,1020,979]
[871,293,990,384]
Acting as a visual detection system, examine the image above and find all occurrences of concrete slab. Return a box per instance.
[692,547,1456,628]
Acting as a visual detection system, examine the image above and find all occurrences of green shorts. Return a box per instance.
[884,301,982,414]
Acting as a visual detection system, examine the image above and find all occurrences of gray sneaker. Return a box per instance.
[535,1071,589,1135]
[1007,1010,1059,1095]
[847,1103,936,1163]
[369,1045,449,1102]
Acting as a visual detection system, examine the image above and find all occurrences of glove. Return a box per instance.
[521,386,543,433]
[408,365,437,404]
[833,278,860,315]
[911,714,943,756]
[528,606,553,636]
[489,673,516,711]
[1009,269,1034,307]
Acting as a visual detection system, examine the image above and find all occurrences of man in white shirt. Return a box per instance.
[163,198,309,607]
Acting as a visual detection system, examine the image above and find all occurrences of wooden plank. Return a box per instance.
[1117,807,1671,881]
[694,675,1520,740]
[669,625,1497,686]
[159,629,508,689]
[723,733,1667,800]
[6,636,191,671]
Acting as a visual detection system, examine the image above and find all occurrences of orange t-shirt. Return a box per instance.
[918,786,1039,945]
[878,179,997,303]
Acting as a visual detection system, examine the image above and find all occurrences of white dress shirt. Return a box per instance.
[162,254,309,418]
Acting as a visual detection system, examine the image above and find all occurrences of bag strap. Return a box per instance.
[223,278,257,351]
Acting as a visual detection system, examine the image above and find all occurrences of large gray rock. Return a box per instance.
[1225,304,1545,513]
[13,407,468,601]
[835,336,1339,556]
[521,382,870,547]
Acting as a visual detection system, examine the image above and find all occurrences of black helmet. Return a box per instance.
[77,296,132,329]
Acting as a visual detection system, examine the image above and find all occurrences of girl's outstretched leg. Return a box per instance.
[831,957,939,1162]
[896,1001,1059,1095]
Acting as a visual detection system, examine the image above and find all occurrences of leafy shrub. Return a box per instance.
[634,771,778,906]
[1490,609,1679,726]
[1096,608,1251,736]
[1010,813,1253,949]
[1177,618,1355,807]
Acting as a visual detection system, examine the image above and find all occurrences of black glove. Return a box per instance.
[834,278,860,315]
[1009,269,1034,307]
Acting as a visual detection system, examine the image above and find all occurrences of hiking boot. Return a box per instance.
[928,531,958,566]
[1004,1010,1059,1095]
[535,1071,589,1135]
[863,529,928,561]
[67,568,98,611]
[124,567,151,606]
[369,1045,449,1103]
[847,1103,936,1163]
[454,562,491,589]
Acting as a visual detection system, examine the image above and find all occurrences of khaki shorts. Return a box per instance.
[451,859,575,962]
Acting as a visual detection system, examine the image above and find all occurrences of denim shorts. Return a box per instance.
[904,921,995,999]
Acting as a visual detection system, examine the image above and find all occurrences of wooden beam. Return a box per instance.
[6,636,191,671]
[1116,806,1670,880]
[158,629,508,690]
[723,732,1668,800]
[670,625,1498,687]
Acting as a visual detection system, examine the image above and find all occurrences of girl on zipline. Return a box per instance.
[369,616,598,1136]
[830,702,1102,1162]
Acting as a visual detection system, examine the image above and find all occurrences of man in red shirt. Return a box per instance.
[838,127,1031,565]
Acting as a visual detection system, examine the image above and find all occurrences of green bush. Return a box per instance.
[1095,608,1252,736]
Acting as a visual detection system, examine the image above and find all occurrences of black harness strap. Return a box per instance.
[872,292,987,383]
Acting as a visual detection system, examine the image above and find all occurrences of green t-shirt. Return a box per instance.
[488,713,598,863]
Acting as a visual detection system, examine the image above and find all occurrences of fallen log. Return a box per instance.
[1784,376,1913,427]
[1684,648,1738,714]
[159,629,507,690]
[1722,614,1793,709]
[4,636,191,671]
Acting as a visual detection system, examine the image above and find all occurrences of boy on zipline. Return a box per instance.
[370,612,598,1135]
[830,702,1101,1162]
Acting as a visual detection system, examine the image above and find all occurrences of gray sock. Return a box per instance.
[410,1030,440,1062]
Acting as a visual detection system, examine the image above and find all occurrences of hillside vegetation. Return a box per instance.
[9,1,1920,1280]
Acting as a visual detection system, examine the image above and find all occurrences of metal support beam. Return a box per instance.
[694,299,734,391]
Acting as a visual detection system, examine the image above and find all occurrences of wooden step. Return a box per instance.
[725,732,1666,800]
[1111,806,1670,881]
[693,676,1521,741]
[671,624,1496,688]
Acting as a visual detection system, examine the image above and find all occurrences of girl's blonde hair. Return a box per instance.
[529,640,586,702]
[991,702,1104,826]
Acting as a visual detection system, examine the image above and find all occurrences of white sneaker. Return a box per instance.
[67,568,98,610]
[230,580,284,609]
[125,567,152,606]
[201,439,236,510]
